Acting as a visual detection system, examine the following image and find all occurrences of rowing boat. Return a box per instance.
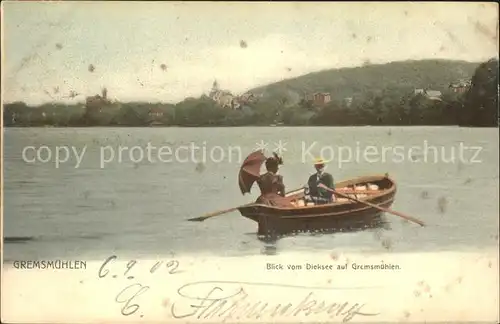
[237,174,396,236]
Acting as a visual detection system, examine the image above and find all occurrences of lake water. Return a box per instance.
[3,126,499,261]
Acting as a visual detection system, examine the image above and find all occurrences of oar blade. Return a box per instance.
[187,206,243,222]
[187,216,210,222]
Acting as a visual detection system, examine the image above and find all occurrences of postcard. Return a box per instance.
[1,1,499,323]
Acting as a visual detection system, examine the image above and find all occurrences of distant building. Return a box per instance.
[84,88,121,125]
[148,108,165,125]
[238,92,257,104]
[148,108,164,118]
[414,88,442,101]
[85,88,112,114]
[425,90,442,100]
[305,92,331,106]
[209,80,220,96]
[343,97,353,107]
[208,80,257,109]
[449,80,471,93]
[209,80,235,109]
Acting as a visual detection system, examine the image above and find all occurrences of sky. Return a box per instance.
[2,1,499,105]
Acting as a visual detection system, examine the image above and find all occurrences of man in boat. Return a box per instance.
[305,158,336,205]
[255,153,291,207]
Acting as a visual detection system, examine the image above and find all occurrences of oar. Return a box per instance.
[187,203,255,222]
[188,188,302,222]
[318,184,425,226]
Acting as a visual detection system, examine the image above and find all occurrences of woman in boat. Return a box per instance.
[255,153,291,207]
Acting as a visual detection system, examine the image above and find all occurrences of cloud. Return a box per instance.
[2,2,498,105]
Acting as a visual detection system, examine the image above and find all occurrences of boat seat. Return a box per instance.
[299,196,317,207]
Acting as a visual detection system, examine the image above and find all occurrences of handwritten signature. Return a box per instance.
[171,280,380,322]
[97,256,380,322]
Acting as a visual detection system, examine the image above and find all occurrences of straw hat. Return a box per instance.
[313,158,328,165]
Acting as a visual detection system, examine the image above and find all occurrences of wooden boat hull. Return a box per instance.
[237,174,396,236]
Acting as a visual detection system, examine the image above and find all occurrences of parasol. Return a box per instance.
[238,150,267,195]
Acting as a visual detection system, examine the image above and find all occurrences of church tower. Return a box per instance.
[209,79,220,99]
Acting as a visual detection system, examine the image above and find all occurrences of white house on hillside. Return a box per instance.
[414,88,442,101]
[209,80,237,109]
[208,80,257,109]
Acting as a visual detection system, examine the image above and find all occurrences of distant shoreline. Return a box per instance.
[4,58,497,128]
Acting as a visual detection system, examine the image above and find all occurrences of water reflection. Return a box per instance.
[261,242,279,255]
[255,215,391,255]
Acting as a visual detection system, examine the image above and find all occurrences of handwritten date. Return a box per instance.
[98,255,181,279]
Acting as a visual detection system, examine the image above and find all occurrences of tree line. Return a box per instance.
[4,59,498,127]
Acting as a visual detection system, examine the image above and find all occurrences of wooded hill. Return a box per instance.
[248,59,479,104]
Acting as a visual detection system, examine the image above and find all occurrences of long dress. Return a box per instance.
[255,172,292,207]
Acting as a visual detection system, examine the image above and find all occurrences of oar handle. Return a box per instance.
[189,187,317,222]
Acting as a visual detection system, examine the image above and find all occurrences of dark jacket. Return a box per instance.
[307,172,334,202]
